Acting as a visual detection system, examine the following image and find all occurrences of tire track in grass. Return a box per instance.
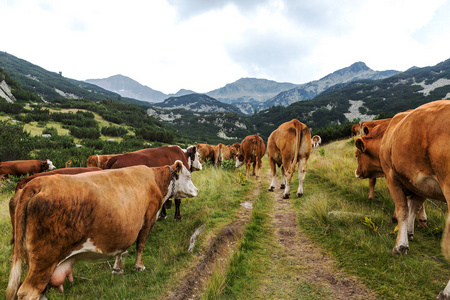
[164,175,259,300]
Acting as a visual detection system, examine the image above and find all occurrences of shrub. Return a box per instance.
[69,126,101,139]
[0,121,33,161]
[101,126,128,137]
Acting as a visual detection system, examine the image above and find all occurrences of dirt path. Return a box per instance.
[265,168,376,299]
[166,168,376,299]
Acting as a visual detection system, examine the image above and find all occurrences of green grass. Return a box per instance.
[294,139,450,299]
[2,138,450,299]
[0,164,250,299]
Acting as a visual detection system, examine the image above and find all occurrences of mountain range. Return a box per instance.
[85,62,400,115]
[2,51,450,143]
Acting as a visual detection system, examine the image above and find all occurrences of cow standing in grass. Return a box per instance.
[267,119,312,199]
[6,161,198,300]
[235,134,266,179]
[359,101,450,299]
[0,159,56,182]
[104,145,201,220]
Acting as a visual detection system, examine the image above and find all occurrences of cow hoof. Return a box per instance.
[158,215,167,221]
[256,176,260,180]
[280,184,285,189]
[268,187,275,192]
[175,216,182,222]
[134,266,146,272]
[437,291,450,300]
[296,193,303,198]
[391,245,409,255]
[283,193,290,199]
[408,233,414,242]
[417,219,428,228]
[112,269,123,275]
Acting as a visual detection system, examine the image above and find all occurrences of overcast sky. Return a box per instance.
[2,0,450,94]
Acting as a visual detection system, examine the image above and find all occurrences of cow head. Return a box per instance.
[354,138,384,179]
[43,159,56,171]
[172,160,198,198]
[235,151,244,168]
[187,146,202,171]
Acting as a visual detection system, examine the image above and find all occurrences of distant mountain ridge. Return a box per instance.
[84,62,399,115]
[153,93,242,114]
[86,75,168,103]
[260,62,400,110]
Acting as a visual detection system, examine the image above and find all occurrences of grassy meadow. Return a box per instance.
[1,137,450,299]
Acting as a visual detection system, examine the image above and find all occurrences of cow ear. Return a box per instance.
[175,160,183,174]
[363,126,370,135]
[355,138,366,152]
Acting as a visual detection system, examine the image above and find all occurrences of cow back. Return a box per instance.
[105,146,189,170]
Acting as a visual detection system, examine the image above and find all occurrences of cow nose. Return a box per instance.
[355,170,360,178]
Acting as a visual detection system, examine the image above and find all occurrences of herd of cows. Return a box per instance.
[3,99,450,299]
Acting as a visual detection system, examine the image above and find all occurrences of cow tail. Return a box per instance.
[289,121,303,175]
[6,188,35,300]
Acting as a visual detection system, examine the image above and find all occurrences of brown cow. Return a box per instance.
[0,159,56,181]
[8,167,102,249]
[104,145,201,220]
[235,134,266,178]
[215,143,238,165]
[86,154,118,169]
[354,111,427,228]
[6,161,198,300]
[196,143,217,165]
[229,142,240,159]
[364,100,450,298]
[360,118,391,136]
[267,119,312,199]
[351,123,360,137]
[311,135,322,148]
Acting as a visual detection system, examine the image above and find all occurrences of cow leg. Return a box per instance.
[280,166,286,190]
[252,161,256,176]
[268,157,277,192]
[159,205,167,220]
[17,264,54,300]
[296,157,307,197]
[112,251,128,274]
[255,156,262,179]
[174,198,182,221]
[386,177,409,255]
[438,279,450,300]
[368,178,376,200]
[134,211,157,271]
[246,159,251,178]
[416,202,428,228]
[406,194,426,241]
[439,186,450,299]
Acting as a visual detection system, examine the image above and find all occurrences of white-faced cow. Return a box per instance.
[104,145,201,221]
[235,134,266,179]
[0,159,56,182]
[6,161,198,300]
[267,119,312,199]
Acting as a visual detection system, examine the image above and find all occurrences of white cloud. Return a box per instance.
[1,0,449,94]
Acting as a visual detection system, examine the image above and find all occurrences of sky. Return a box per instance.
[2,0,450,95]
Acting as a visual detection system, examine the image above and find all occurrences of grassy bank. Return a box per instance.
[0,163,250,299]
[294,138,450,299]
